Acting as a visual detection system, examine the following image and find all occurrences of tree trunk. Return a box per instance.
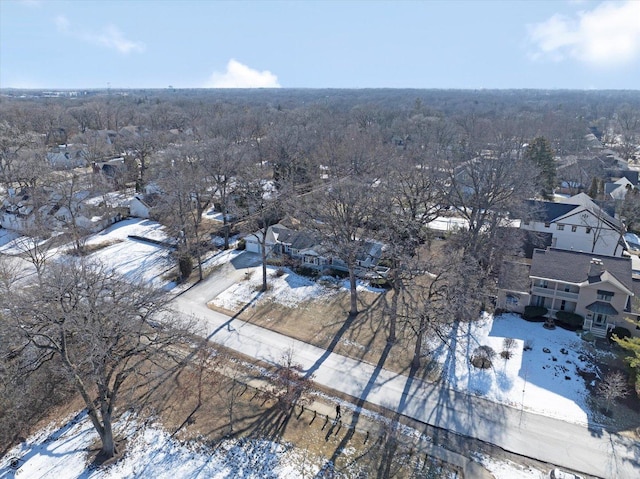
[412,318,425,369]
[223,218,230,250]
[99,409,117,458]
[388,276,401,343]
[349,266,358,316]
[260,235,268,292]
[196,250,204,281]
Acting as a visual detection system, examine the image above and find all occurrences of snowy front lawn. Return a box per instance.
[212,267,334,309]
[430,313,598,424]
[211,266,386,311]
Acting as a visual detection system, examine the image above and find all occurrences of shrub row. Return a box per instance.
[555,311,584,331]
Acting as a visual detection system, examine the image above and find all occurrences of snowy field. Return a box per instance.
[0,409,547,479]
[85,219,176,288]
[0,412,329,479]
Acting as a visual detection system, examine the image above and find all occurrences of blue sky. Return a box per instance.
[1,0,639,89]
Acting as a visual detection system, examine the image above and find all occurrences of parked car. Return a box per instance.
[550,468,584,479]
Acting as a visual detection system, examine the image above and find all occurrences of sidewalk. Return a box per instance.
[220,363,493,478]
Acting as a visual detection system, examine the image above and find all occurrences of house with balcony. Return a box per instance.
[520,193,625,257]
[498,247,640,338]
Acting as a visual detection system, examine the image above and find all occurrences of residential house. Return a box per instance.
[521,193,625,257]
[497,248,640,338]
[604,177,636,201]
[245,223,386,276]
[128,193,161,219]
[1,186,123,235]
[46,145,89,170]
[496,260,532,313]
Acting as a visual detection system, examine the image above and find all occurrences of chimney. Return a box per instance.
[588,258,604,278]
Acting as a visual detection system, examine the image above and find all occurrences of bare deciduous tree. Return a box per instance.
[300,177,378,316]
[502,338,517,360]
[401,250,484,369]
[379,144,446,342]
[4,260,195,460]
[263,348,314,412]
[235,162,285,292]
[596,371,630,415]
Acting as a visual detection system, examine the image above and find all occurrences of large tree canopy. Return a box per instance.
[2,260,195,459]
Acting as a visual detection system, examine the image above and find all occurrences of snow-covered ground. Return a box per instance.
[82,222,604,426]
[0,408,547,479]
[477,454,548,479]
[0,227,23,254]
[0,412,330,479]
[212,267,338,309]
[0,219,604,478]
[84,219,176,288]
[430,313,598,424]
[211,267,385,310]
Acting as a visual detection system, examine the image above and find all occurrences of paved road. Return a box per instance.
[169,254,640,479]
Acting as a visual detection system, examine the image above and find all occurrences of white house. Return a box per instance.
[604,177,636,201]
[521,193,625,257]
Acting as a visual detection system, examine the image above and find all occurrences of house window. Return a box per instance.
[506,294,519,305]
[560,300,566,311]
[544,222,550,228]
[523,220,530,226]
[557,224,565,230]
[586,227,592,234]
[571,225,577,232]
[597,290,614,301]
[564,285,571,292]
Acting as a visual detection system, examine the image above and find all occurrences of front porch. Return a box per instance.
[583,319,609,338]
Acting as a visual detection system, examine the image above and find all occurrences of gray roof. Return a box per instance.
[530,248,633,291]
[270,225,318,250]
[356,240,383,263]
[498,261,531,292]
[527,198,620,230]
[604,183,621,196]
[526,200,577,223]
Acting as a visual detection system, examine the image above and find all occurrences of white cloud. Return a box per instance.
[54,14,70,32]
[92,25,145,54]
[53,15,145,54]
[528,1,640,67]
[205,59,281,88]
